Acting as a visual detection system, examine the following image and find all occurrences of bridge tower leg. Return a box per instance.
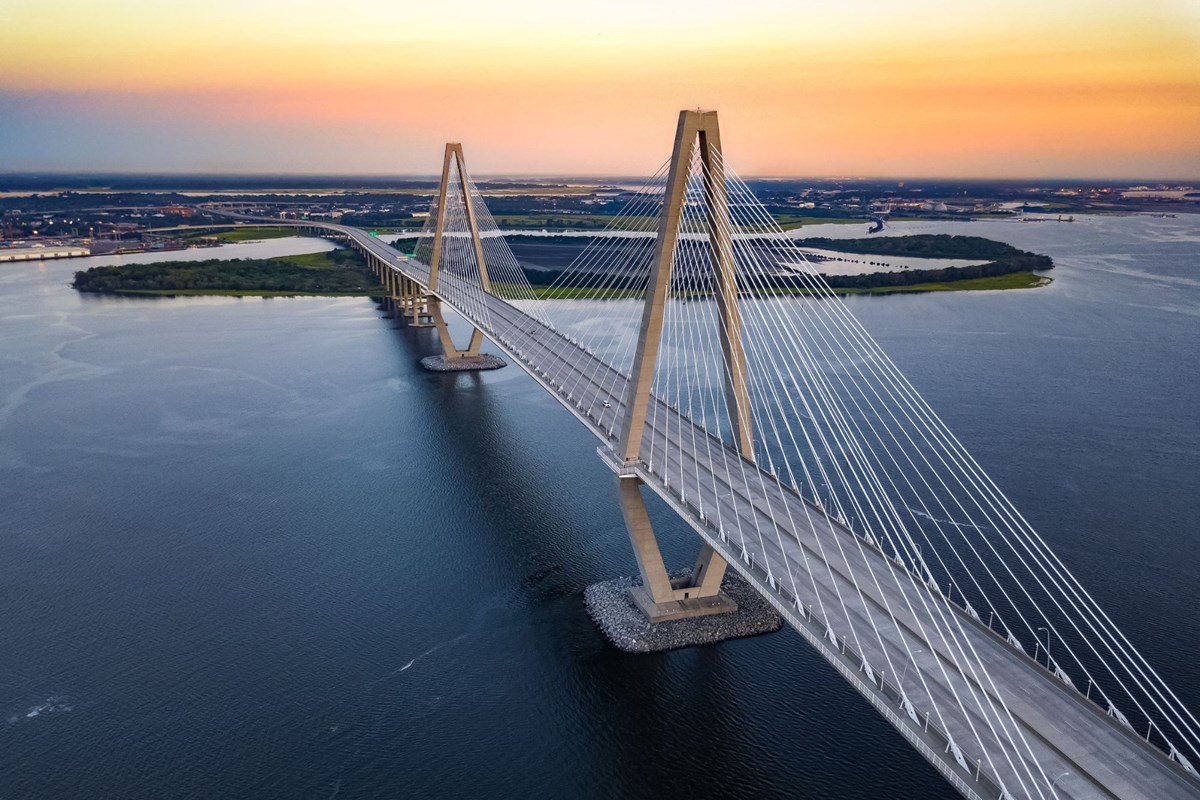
[424,142,497,362]
[429,300,485,357]
[612,109,750,623]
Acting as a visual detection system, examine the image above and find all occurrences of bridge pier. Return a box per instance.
[419,299,505,372]
[388,271,405,320]
[429,298,484,358]
[364,245,435,327]
[587,458,782,651]
[618,476,736,622]
[404,278,434,327]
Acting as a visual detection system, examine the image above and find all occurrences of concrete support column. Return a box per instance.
[619,478,727,602]
[619,477,682,603]
[409,280,427,325]
[429,298,484,358]
[691,545,729,596]
[618,476,736,622]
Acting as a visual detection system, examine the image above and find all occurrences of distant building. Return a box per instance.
[0,246,89,262]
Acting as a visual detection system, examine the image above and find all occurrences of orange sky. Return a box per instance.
[1,0,1198,177]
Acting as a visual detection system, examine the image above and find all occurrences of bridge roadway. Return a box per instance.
[221,216,1199,800]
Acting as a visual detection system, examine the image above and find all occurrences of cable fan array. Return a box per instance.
[537,141,1200,795]
[410,153,550,328]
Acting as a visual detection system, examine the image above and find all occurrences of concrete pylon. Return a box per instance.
[612,109,750,623]
[426,142,493,359]
[428,143,492,294]
[620,110,752,464]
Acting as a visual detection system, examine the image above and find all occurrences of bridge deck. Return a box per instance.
[251,218,1198,800]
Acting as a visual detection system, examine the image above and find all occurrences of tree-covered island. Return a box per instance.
[512,233,1053,295]
[72,233,1052,298]
[72,248,384,296]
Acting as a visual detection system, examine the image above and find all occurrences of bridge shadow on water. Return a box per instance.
[361,300,960,800]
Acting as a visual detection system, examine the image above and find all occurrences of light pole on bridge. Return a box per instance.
[1037,626,1052,667]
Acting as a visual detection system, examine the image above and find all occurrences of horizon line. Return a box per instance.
[2,170,1198,185]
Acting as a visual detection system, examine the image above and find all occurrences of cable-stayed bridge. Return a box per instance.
[212,111,1200,800]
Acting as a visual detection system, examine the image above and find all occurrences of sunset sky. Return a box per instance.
[1,0,1198,178]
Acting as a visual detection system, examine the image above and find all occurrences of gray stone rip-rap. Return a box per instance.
[585,568,783,654]
[420,354,507,372]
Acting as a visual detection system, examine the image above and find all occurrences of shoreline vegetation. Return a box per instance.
[72,230,1053,298]
[180,226,298,242]
[72,248,387,297]
[529,271,1050,298]
[517,233,1053,293]
[802,234,1053,290]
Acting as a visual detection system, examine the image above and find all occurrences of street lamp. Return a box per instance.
[1037,626,1051,667]
[1050,770,1072,795]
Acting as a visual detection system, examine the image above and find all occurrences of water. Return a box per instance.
[50,235,340,273]
[1,216,1197,799]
